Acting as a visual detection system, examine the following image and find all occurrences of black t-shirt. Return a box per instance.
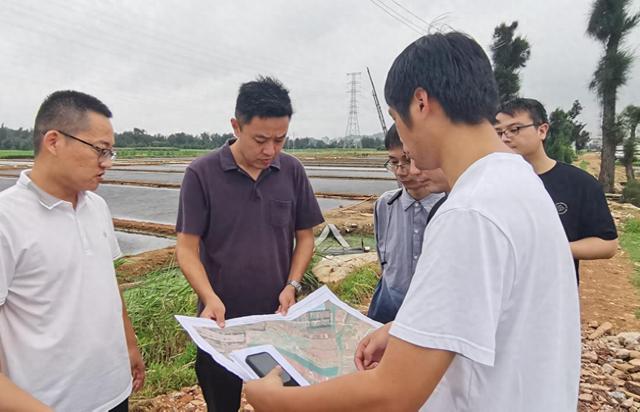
[538,162,617,282]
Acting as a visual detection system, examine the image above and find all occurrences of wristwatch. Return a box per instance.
[287,280,302,294]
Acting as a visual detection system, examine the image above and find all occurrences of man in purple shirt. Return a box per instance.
[176,76,324,411]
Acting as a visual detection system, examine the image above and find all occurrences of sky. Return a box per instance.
[0,0,639,141]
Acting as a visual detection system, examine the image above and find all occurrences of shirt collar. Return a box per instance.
[18,169,86,210]
[399,188,443,211]
[400,188,420,211]
[219,138,281,172]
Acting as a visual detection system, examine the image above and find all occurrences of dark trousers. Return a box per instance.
[109,398,128,412]
[196,348,243,412]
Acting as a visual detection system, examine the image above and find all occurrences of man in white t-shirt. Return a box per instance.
[0,91,145,411]
[245,32,580,411]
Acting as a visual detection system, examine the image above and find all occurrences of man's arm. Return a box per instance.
[0,374,52,412]
[176,232,226,327]
[570,237,618,260]
[119,292,145,392]
[245,336,454,411]
[277,228,315,315]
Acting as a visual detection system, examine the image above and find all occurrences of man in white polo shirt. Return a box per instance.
[0,91,144,411]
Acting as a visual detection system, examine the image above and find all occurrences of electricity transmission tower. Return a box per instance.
[345,72,362,144]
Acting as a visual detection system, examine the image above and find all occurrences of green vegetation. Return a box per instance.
[331,264,379,306]
[622,180,640,208]
[579,160,590,171]
[0,149,33,159]
[115,147,210,159]
[619,218,640,317]
[0,147,384,160]
[122,233,379,398]
[490,21,531,102]
[285,148,382,157]
[124,267,197,399]
[586,0,639,192]
[545,101,590,163]
[0,124,384,153]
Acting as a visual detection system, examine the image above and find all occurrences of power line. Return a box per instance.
[368,0,425,35]
[370,0,453,35]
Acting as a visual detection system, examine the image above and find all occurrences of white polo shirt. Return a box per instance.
[0,170,132,411]
[391,153,580,411]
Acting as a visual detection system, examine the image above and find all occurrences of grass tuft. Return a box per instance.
[124,267,197,398]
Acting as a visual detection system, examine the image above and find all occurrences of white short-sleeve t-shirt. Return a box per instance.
[0,171,132,411]
[390,153,581,412]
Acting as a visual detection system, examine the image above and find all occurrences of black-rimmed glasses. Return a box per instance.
[384,158,411,172]
[495,123,538,139]
[55,130,117,161]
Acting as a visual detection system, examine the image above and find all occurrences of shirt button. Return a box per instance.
[413,255,418,260]
[414,203,420,208]
[414,229,419,234]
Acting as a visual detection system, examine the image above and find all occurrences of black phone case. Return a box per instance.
[245,352,300,387]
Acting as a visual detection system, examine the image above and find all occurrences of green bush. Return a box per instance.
[332,264,379,306]
[622,180,640,208]
[124,268,198,398]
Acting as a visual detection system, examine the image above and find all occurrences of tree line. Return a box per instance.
[0,125,384,151]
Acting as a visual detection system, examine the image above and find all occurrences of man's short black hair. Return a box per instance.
[384,124,403,150]
[384,32,499,126]
[497,98,549,125]
[33,90,112,155]
[235,76,293,126]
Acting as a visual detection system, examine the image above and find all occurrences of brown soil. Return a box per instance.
[114,218,176,237]
[578,151,627,188]
[580,253,640,331]
[570,153,640,330]
[112,219,177,286]
[321,199,376,236]
[117,247,176,286]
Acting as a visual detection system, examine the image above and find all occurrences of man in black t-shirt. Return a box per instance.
[495,98,618,282]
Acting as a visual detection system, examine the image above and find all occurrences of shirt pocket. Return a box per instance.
[269,199,293,227]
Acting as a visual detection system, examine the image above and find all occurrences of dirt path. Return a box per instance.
[580,253,640,331]
[574,153,640,330]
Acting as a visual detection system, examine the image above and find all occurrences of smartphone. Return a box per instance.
[245,352,300,387]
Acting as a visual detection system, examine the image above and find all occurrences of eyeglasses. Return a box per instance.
[55,130,117,161]
[384,158,411,172]
[495,123,538,139]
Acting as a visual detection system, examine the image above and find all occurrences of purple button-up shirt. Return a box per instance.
[176,140,324,318]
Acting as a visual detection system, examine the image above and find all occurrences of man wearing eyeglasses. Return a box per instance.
[368,124,448,324]
[0,91,144,411]
[495,98,618,283]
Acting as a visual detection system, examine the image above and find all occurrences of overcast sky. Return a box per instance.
[0,0,639,140]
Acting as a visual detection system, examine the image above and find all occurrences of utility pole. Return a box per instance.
[345,72,362,147]
[367,67,387,136]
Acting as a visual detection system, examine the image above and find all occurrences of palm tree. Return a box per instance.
[621,105,640,181]
[586,0,639,192]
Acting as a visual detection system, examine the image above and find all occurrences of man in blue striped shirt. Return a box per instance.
[368,124,449,323]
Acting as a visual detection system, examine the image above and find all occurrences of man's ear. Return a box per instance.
[538,123,550,142]
[41,130,62,156]
[412,88,433,121]
[230,118,242,136]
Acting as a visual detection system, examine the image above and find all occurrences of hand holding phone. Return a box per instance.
[245,352,300,387]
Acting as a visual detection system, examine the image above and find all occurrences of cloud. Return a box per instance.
[0,0,638,140]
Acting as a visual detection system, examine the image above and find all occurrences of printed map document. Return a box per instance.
[176,286,381,386]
